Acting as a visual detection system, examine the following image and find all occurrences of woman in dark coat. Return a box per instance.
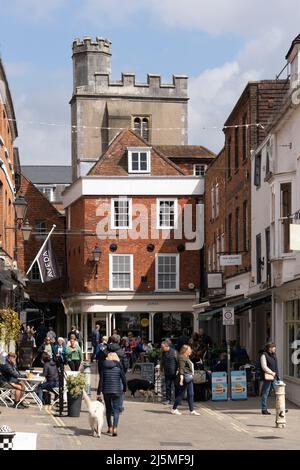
[97,352,126,436]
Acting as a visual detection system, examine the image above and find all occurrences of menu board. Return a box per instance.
[140,363,154,383]
[231,371,247,400]
[18,343,34,369]
[211,372,228,401]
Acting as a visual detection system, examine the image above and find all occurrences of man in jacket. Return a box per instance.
[91,324,101,362]
[36,353,59,404]
[160,340,178,404]
[0,353,27,408]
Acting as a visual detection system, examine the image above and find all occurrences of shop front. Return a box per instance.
[62,292,198,356]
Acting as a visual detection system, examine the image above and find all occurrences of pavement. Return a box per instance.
[1,366,299,450]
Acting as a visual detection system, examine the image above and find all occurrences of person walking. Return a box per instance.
[260,342,280,415]
[161,340,178,404]
[97,352,126,437]
[91,324,101,362]
[66,337,83,371]
[171,345,200,416]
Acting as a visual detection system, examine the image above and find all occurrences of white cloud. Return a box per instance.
[14,89,70,165]
[189,28,293,151]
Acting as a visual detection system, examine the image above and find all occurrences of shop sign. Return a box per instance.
[212,372,228,401]
[140,318,149,327]
[220,255,242,266]
[223,307,234,326]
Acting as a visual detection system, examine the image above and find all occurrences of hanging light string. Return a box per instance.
[6,117,265,131]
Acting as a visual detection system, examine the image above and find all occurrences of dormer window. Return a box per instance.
[127,147,151,174]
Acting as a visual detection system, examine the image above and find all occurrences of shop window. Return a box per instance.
[285,300,300,379]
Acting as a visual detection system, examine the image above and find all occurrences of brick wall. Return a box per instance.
[67,195,200,294]
[0,101,15,260]
[17,175,67,301]
[204,148,226,275]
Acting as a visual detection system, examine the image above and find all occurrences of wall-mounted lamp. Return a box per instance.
[92,245,102,278]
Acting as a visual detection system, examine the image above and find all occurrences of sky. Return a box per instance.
[0,0,300,165]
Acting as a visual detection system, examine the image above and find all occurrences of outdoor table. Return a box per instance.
[17,376,45,410]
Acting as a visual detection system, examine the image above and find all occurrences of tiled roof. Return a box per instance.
[286,34,300,59]
[21,166,72,184]
[156,145,215,159]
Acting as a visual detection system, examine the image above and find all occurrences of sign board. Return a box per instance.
[223,307,235,326]
[207,272,223,289]
[211,372,228,401]
[140,363,154,383]
[220,255,242,266]
[290,224,300,251]
[231,371,247,400]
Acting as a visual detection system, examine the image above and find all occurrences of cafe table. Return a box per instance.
[17,375,45,410]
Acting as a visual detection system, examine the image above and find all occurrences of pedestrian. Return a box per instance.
[96,336,108,375]
[53,337,67,363]
[36,320,48,348]
[198,328,213,360]
[66,336,83,371]
[171,344,200,416]
[97,352,126,437]
[107,335,129,373]
[47,326,56,344]
[160,340,178,405]
[67,325,79,341]
[76,325,83,348]
[176,328,190,352]
[260,342,280,415]
[91,324,101,362]
[36,353,59,404]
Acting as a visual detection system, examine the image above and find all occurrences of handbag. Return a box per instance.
[184,373,193,383]
[193,370,206,384]
[264,372,274,381]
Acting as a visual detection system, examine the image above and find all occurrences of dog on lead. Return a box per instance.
[82,389,105,438]
[127,379,155,401]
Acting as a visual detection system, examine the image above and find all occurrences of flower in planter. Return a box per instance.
[66,373,86,397]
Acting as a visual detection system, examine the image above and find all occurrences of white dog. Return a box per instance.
[82,390,105,438]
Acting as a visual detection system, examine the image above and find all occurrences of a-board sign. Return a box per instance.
[140,362,155,383]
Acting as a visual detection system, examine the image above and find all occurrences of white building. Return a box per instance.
[250,35,300,405]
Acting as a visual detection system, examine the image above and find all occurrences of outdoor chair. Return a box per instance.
[0,383,15,407]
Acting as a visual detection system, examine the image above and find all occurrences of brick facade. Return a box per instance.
[17,175,67,302]
[204,148,226,276]
[67,195,200,294]
[223,81,288,280]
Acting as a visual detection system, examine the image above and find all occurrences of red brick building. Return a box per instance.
[0,59,20,309]
[63,129,214,349]
[16,175,68,334]
[200,80,288,352]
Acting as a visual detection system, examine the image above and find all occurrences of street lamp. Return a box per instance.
[21,220,32,242]
[13,195,28,222]
[92,245,102,278]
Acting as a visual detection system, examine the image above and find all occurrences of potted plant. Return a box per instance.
[66,373,86,417]
[147,348,161,366]
[0,308,21,358]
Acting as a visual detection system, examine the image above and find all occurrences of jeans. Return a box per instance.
[173,381,194,412]
[165,375,176,402]
[261,379,278,410]
[37,381,59,402]
[68,360,80,371]
[104,393,123,428]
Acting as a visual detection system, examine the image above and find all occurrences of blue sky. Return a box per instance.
[0,0,299,164]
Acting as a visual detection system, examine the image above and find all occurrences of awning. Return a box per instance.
[198,294,271,321]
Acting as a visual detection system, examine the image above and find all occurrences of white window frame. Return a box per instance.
[155,253,179,292]
[216,237,220,271]
[207,247,211,272]
[156,198,178,230]
[36,185,54,202]
[215,184,219,218]
[127,147,151,174]
[193,164,206,176]
[111,197,132,229]
[109,254,134,291]
[212,242,216,271]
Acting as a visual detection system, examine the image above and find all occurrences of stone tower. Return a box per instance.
[71,36,189,180]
